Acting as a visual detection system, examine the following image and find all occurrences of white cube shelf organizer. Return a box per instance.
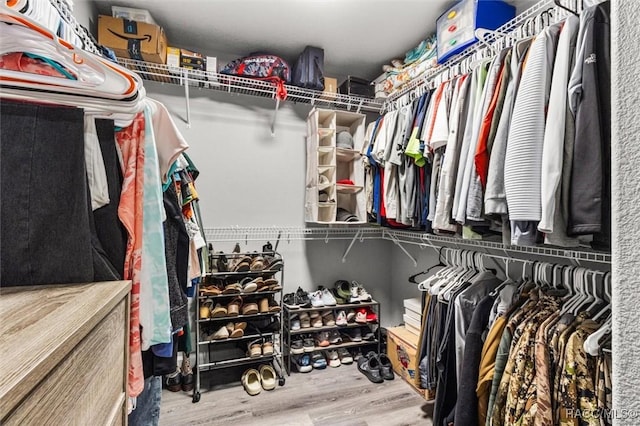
[305,108,366,224]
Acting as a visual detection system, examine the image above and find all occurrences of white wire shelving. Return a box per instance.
[382,0,577,111]
[203,226,612,265]
[116,58,383,131]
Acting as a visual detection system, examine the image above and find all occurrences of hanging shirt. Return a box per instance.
[485,38,532,216]
[467,52,509,222]
[433,74,471,233]
[504,24,561,222]
[139,104,172,351]
[115,112,146,398]
[539,16,581,246]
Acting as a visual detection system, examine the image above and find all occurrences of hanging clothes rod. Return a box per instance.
[382,0,577,113]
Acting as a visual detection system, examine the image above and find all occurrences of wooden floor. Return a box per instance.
[160,363,433,426]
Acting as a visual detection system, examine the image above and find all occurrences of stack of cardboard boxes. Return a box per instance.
[97,6,215,82]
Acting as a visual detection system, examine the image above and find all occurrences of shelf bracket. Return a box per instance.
[270,98,281,137]
[387,232,418,267]
[356,99,364,114]
[341,229,362,263]
[183,68,191,128]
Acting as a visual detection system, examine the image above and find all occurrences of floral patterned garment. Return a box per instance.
[116,112,146,398]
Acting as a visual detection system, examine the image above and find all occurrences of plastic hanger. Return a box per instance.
[554,0,579,16]
[0,9,140,99]
[592,273,611,322]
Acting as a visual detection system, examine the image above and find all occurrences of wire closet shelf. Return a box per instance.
[116,58,384,113]
[203,226,611,264]
[382,0,577,110]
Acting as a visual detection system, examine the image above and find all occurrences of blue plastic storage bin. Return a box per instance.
[436,0,516,64]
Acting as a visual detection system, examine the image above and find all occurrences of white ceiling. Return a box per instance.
[91,0,537,80]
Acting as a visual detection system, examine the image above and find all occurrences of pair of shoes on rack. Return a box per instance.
[314,330,343,347]
[200,298,232,319]
[242,364,277,395]
[333,280,372,304]
[247,338,275,358]
[164,356,194,392]
[283,287,311,309]
[207,322,247,340]
[357,351,394,384]
[355,307,378,323]
[309,287,337,307]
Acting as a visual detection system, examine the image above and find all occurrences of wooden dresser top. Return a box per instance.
[0,281,131,418]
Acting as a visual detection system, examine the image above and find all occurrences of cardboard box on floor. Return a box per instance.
[387,326,428,399]
[98,15,167,64]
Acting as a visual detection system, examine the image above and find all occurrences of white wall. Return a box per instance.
[611,0,640,421]
[144,81,397,325]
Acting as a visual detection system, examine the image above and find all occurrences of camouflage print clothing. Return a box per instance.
[487,299,539,426]
[503,299,558,425]
[532,312,561,426]
[596,352,612,426]
[554,312,590,424]
[490,294,550,426]
[559,320,600,426]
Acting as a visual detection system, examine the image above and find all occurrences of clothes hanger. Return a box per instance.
[592,272,611,322]
[408,247,445,284]
[554,0,579,16]
[0,9,141,100]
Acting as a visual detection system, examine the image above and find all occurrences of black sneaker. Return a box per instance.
[165,369,182,392]
[283,293,299,309]
[357,352,384,384]
[362,326,375,341]
[376,353,394,380]
[296,287,311,308]
[290,337,304,355]
[302,335,315,353]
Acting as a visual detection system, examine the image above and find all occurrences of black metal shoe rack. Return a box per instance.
[282,300,381,375]
[192,252,285,402]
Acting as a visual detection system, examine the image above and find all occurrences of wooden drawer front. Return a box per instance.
[4,299,127,425]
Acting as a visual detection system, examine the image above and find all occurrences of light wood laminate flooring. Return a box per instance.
[160,363,432,425]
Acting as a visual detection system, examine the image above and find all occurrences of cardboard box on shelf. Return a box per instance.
[386,326,427,399]
[167,47,180,68]
[98,15,167,64]
[180,48,205,67]
[321,76,338,100]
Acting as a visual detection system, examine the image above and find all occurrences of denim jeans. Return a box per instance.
[128,376,162,426]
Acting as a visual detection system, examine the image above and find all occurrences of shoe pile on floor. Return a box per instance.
[241,364,278,396]
[283,280,373,308]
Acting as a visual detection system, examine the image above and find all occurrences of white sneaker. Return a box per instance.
[321,288,337,306]
[327,350,341,368]
[355,281,372,302]
[335,310,347,326]
[310,290,325,308]
[349,281,360,303]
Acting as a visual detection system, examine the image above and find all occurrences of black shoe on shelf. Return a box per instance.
[357,352,384,384]
[283,293,299,309]
[296,287,312,308]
